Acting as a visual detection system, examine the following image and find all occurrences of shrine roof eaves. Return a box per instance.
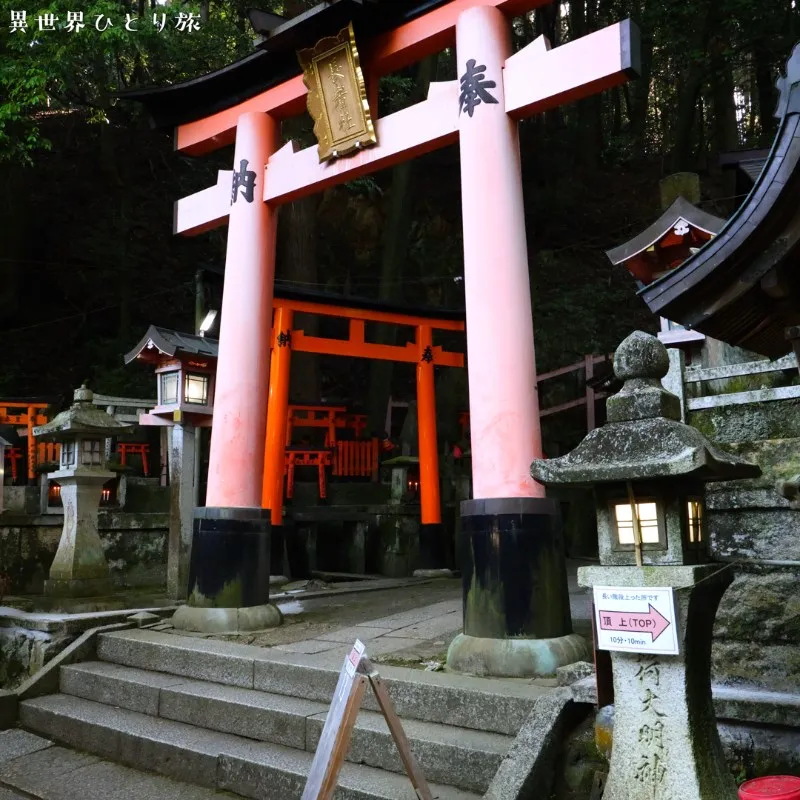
[605,196,726,267]
[119,0,452,130]
[636,42,800,359]
[124,325,219,365]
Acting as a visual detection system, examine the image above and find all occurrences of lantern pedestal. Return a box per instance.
[167,422,196,601]
[579,564,736,800]
[44,470,114,598]
[172,506,282,633]
[446,498,589,677]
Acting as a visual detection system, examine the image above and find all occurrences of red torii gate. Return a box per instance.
[129,0,639,672]
[263,295,465,544]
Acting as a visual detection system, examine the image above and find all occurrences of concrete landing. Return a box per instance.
[0,729,236,798]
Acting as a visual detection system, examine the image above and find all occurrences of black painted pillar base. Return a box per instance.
[447,497,590,677]
[269,524,290,587]
[413,523,454,578]
[172,507,282,633]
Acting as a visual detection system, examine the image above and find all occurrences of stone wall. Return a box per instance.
[687,398,800,693]
[0,511,168,593]
[283,505,443,578]
[0,623,69,690]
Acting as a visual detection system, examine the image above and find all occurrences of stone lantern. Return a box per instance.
[33,384,134,597]
[531,331,760,800]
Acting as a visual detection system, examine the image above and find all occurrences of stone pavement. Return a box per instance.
[0,729,237,799]
[159,560,594,671]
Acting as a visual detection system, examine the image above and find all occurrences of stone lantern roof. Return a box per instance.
[32,384,135,442]
[530,331,761,487]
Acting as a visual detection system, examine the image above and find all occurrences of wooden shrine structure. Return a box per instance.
[606,196,726,350]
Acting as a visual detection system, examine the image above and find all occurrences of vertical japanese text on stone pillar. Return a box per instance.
[634,656,668,798]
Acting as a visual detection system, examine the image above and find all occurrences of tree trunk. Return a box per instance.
[0,164,25,321]
[628,32,653,156]
[754,39,779,142]
[283,195,321,405]
[709,35,739,154]
[365,55,437,437]
[277,109,320,405]
[574,0,603,170]
[673,62,706,170]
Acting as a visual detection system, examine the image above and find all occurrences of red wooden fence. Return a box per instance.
[333,439,379,479]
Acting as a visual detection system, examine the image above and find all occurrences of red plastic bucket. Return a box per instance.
[739,776,800,800]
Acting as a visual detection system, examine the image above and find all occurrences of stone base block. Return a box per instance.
[269,575,289,588]
[412,568,455,579]
[43,576,112,598]
[446,632,591,678]
[172,603,282,634]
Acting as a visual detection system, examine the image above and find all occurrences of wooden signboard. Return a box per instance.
[301,639,433,800]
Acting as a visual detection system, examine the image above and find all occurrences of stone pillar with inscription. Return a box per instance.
[531,331,761,800]
[579,566,735,800]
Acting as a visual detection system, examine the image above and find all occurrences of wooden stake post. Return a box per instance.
[301,640,433,800]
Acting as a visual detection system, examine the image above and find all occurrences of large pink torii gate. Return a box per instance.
[157,0,639,673]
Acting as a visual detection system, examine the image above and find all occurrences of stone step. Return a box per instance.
[19,694,480,800]
[0,729,235,799]
[96,628,544,736]
[60,661,510,794]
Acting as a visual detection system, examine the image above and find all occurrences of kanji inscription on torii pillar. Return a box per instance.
[459,58,499,117]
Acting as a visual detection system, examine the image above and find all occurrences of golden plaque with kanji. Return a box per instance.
[298,22,377,163]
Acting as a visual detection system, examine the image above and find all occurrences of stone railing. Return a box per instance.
[91,393,155,424]
[662,351,799,419]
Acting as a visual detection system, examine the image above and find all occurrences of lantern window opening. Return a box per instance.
[610,498,665,549]
[184,373,209,405]
[81,439,102,466]
[687,498,704,545]
[62,441,77,467]
[160,371,179,405]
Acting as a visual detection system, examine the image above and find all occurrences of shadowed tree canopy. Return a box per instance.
[0,0,795,429]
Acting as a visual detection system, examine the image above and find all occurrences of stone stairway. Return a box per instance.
[16,628,551,799]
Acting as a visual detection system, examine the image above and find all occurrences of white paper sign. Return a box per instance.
[345,639,366,677]
[593,586,679,655]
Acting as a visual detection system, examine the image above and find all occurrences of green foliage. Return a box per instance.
[0,0,258,163]
[0,0,796,408]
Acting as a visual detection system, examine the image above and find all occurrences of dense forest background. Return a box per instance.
[0,0,796,445]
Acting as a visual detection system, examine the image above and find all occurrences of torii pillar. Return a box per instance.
[445,6,589,677]
[173,112,282,633]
